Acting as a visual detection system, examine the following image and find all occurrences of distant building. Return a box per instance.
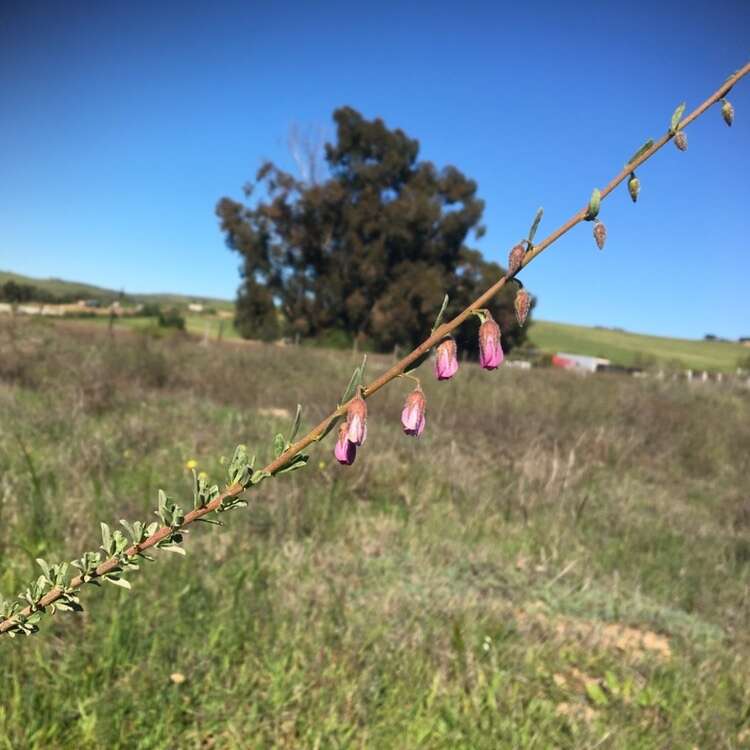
[188,303,204,313]
[552,352,611,373]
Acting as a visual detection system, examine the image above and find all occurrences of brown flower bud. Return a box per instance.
[721,99,734,127]
[628,174,640,203]
[507,243,525,276]
[514,288,531,327]
[593,221,606,250]
[674,131,688,151]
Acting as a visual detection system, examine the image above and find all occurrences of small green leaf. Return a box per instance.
[100,523,112,554]
[340,368,360,405]
[670,102,686,132]
[585,681,609,706]
[586,188,601,220]
[161,545,186,556]
[105,576,132,590]
[356,354,367,389]
[158,489,168,520]
[604,670,620,697]
[340,355,367,404]
[288,404,302,443]
[276,453,309,475]
[272,433,286,458]
[626,139,654,166]
[35,559,50,580]
[430,294,450,334]
[250,469,271,485]
[119,520,135,540]
[527,207,543,244]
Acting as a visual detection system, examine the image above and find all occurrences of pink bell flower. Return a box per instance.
[334,421,356,465]
[478,316,504,370]
[401,388,426,437]
[434,337,459,381]
[346,395,368,446]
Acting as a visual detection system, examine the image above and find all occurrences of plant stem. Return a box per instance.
[1,61,748,637]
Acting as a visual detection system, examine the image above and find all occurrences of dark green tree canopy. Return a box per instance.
[217,106,531,354]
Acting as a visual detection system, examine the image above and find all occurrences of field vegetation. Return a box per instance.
[1,318,749,747]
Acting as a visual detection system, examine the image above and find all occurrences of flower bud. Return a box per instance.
[507,243,525,276]
[722,99,734,127]
[346,395,368,446]
[434,337,458,380]
[401,388,426,437]
[334,421,356,465]
[514,288,531,327]
[628,174,640,203]
[593,221,606,251]
[674,131,688,151]
[478,315,503,370]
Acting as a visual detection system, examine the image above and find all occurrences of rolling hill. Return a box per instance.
[527,320,748,373]
[0,270,234,310]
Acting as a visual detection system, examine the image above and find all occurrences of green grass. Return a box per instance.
[1,319,750,748]
[57,314,241,340]
[529,319,749,372]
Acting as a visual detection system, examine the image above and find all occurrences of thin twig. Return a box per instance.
[1,62,748,637]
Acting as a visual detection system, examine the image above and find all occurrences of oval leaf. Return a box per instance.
[626,139,654,166]
[670,102,686,132]
[527,207,543,244]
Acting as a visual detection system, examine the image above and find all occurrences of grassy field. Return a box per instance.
[1,317,750,748]
[61,314,242,340]
[528,319,749,373]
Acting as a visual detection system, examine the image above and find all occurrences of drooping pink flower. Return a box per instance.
[334,421,356,465]
[346,395,368,446]
[434,337,459,380]
[478,316,504,370]
[401,388,426,437]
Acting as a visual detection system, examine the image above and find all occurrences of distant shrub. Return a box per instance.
[140,303,162,318]
[158,307,185,330]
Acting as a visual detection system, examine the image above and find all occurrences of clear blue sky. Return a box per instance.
[1,1,748,339]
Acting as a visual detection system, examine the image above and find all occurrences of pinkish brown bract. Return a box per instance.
[401,388,426,437]
[434,337,459,380]
[507,243,525,276]
[346,395,368,446]
[514,288,531,327]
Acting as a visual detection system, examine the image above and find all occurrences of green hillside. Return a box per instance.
[0,270,234,310]
[528,320,748,373]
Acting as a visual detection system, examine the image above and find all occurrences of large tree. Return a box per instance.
[216,106,531,354]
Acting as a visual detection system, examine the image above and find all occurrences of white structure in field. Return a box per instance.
[552,352,611,373]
